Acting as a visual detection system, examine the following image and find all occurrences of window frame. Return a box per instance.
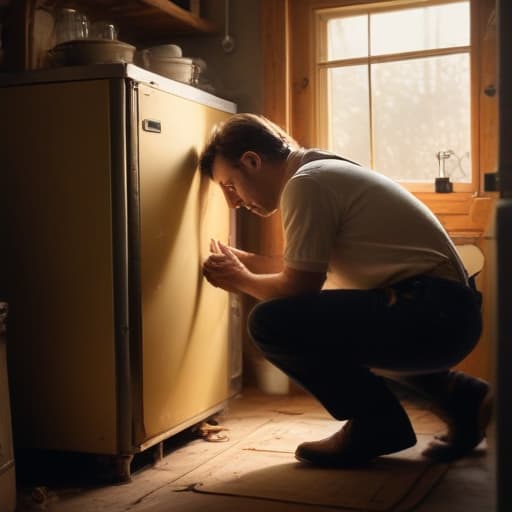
[283,0,484,198]
[314,0,476,192]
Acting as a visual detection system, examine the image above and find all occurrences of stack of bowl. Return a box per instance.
[138,44,200,85]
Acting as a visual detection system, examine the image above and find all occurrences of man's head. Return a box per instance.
[199,114,298,217]
[199,113,297,178]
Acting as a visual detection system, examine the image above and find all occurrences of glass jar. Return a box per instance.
[55,8,89,45]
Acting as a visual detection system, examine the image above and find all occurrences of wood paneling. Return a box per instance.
[239,0,291,387]
[2,0,34,71]
[238,0,289,262]
[479,0,499,189]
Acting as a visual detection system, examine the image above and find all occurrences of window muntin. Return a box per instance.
[317,1,472,187]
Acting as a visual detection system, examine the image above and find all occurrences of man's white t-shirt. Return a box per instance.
[281,150,468,289]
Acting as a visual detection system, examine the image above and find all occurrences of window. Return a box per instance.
[316,1,472,187]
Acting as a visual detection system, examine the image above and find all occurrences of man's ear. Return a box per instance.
[239,151,261,172]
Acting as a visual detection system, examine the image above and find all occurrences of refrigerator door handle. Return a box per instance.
[142,119,162,133]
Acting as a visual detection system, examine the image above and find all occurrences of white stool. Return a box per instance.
[455,244,485,280]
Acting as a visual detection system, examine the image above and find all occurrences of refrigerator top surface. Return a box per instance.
[0,63,236,113]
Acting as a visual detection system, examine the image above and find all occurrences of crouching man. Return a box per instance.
[200,113,492,467]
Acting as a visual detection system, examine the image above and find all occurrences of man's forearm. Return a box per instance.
[232,249,283,274]
[203,242,325,300]
[234,267,327,301]
[234,271,296,301]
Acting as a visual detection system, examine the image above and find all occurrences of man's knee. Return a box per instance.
[247,299,286,351]
[248,301,271,342]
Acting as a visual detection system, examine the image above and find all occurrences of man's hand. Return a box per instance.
[209,239,283,273]
[203,240,252,292]
[203,239,326,300]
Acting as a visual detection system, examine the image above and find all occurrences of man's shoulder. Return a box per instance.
[292,152,365,185]
[299,149,360,169]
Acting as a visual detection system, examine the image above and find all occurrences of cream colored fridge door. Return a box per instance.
[0,80,118,454]
[137,84,233,443]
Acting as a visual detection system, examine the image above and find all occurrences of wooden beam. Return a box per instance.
[3,0,33,71]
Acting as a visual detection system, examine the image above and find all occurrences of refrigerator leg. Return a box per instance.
[151,442,164,465]
[96,454,134,484]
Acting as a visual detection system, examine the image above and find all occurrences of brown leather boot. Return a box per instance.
[295,407,417,467]
[422,372,493,461]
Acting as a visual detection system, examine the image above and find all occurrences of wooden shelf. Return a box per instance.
[54,0,217,43]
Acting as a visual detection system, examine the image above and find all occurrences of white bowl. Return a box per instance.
[49,39,136,65]
[143,44,183,59]
[146,56,199,85]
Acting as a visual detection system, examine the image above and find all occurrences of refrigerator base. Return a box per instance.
[15,400,234,485]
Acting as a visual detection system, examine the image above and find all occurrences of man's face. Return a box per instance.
[211,153,278,217]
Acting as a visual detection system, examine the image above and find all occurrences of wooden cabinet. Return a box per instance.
[3,0,217,71]
[53,0,217,42]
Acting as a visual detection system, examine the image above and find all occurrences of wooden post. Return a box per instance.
[2,0,34,71]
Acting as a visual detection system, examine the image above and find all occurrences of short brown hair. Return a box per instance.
[199,113,298,177]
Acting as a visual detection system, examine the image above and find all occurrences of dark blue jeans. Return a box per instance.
[248,276,482,421]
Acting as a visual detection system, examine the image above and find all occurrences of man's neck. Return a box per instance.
[284,148,307,180]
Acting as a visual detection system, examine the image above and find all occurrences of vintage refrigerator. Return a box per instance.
[0,302,15,511]
[0,64,240,481]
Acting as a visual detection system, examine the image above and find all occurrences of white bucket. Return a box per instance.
[254,358,290,395]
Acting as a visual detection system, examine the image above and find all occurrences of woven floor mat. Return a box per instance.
[176,416,449,511]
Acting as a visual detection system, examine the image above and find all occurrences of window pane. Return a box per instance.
[327,65,371,166]
[327,15,368,60]
[371,2,469,56]
[371,54,471,182]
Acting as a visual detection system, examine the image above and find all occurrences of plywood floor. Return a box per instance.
[15,388,495,512]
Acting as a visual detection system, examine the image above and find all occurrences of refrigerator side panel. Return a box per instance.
[0,81,119,453]
[137,84,232,442]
